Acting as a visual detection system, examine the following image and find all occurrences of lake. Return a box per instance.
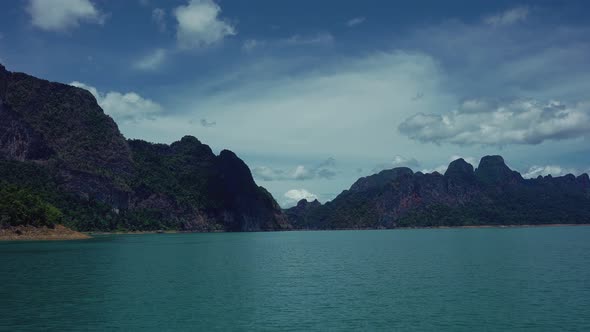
[1,226,589,331]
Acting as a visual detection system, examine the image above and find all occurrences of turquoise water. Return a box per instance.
[1,227,590,331]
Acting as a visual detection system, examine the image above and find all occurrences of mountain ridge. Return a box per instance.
[286,155,590,229]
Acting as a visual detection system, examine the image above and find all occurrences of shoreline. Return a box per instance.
[86,223,590,236]
[3,223,587,241]
[0,225,91,241]
[86,230,181,236]
[395,223,589,230]
[298,223,590,231]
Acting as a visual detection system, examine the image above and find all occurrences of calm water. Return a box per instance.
[1,227,590,331]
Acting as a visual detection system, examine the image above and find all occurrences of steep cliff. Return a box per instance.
[127,138,289,231]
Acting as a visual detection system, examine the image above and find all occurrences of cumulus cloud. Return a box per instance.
[134,49,167,71]
[173,0,236,49]
[372,155,420,173]
[152,8,166,32]
[347,17,366,27]
[250,165,317,182]
[252,158,337,182]
[284,189,318,207]
[522,165,581,179]
[399,99,590,146]
[27,0,105,31]
[485,7,529,27]
[251,166,288,182]
[290,165,311,180]
[69,82,162,122]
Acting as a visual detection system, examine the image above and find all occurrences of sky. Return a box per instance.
[1,0,590,207]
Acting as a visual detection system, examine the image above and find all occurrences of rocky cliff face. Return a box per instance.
[475,155,523,187]
[287,156,590,229]
[0,64,133,208]
[0,64,288,232]
[0,102,55,161]
[216,149,290,231]
[128,137,289,231]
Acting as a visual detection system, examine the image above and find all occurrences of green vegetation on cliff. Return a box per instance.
[0,184,62,228]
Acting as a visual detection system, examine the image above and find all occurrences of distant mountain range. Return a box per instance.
[1,63,589,232]
[286,156,590,229]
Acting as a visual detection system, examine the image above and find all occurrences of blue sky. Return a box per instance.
[1,0,590,206]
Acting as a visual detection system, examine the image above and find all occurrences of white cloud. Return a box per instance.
[69,81,99,98]
[69,82,162,122]
[252,158,337,182]
[27,0,105,31]
[523,165,580,179]
[284,189,318,207]
[293,165,314,180]
[152,8,166,32]
[173,0,236,49]
[399,99,590,146]
[251,166,287,181]
[134,49,167,71]
[485,7,529,27]
[347,17,366,27]
[372,155,420,173]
